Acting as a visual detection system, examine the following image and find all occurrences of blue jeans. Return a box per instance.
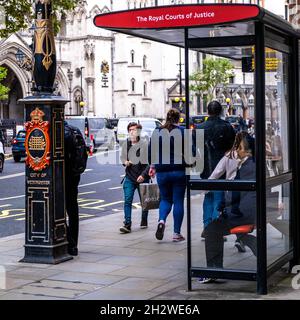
[156,170,186,234]
[203,191,225,228]
[123,177,148,225]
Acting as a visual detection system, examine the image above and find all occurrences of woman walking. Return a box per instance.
[149,108,190,242]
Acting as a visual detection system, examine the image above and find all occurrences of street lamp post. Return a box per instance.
[226,97,231,116]
[80,66,84,104]
[67,69,73,115]
[19,0,71,264]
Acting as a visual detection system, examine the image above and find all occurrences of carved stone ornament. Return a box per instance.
[25,108,51,171]
[101,60,109,74]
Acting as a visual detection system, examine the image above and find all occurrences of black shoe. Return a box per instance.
[120,224,131,234]
[68,247,78,256]
[140,219,148,229]
[155,222,165,240]
[235,240,246,253]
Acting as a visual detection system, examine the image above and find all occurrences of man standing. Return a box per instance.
[198,101,236,229]
[64,121,88,256]
[120,122,150,233]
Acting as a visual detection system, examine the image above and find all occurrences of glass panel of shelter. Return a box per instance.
[189,43,292,274]
[189,48,257,272]
[265,47,292,266]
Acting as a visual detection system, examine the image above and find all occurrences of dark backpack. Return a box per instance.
[65,124,88,175]
[203,120,235,177]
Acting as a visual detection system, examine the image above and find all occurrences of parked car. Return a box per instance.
[225,115,248,132]
[12,130,26,162]
[107,118,119,141]
[65,116,116,153]
[0,138,4,173]
[116,117,162,145]
[179,115,209,129]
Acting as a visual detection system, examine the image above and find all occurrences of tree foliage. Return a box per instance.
[0,66,9,101]
[0,0,80,38]
[189,57,234,101]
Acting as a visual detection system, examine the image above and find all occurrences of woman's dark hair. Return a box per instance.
[229,131,255,158]
[127,122,142,132]
[207,100,222,116]
[161,108,180,131]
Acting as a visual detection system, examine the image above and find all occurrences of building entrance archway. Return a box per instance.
[0,64,25,122]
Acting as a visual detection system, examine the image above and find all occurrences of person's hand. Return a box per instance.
[148,167,156,178]
[124,160,132,167]
[137,175,145,183]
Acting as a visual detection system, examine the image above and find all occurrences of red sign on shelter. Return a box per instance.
[94,5,260,29]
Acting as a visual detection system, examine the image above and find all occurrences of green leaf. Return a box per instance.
[189,57,234,100]
[0,0,80,38]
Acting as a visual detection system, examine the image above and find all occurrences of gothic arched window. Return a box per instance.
[131,78,136,92]
[131,104,136,116]
[131,50,135,64]
[143,55,147,69]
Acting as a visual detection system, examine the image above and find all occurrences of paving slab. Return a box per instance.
[47,272,127,286]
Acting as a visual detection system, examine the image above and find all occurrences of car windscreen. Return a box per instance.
[17,131,26,138]
[65,119,85,135]
[140,121,156,130]
[193,118,206,124]
[89,118,105,130]
[226,116,238,123]
[118,119,135,132]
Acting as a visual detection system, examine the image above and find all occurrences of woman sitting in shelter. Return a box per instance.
[199,132,257,283]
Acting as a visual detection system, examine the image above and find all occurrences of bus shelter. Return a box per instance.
[94,4,300,294]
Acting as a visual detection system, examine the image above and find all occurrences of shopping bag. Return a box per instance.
[139,180,160,210]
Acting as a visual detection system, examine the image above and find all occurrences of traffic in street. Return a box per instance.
[0,146,143,238]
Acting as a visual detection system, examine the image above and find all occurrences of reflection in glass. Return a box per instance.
[266,183,291,266]
[192,156,257,271]
[265,48,289,177]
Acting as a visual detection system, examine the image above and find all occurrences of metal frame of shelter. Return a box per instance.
[94,4,300,294]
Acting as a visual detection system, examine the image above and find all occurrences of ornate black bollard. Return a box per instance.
[19,0,72,264]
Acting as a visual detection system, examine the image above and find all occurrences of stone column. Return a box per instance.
[86,77,95,116]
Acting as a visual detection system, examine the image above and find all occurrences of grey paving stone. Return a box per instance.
[0,292,68,300]
[109,266,182,280]
[77,287,158,300]
[48,261,126,274]
[107,277,168,291]
[90,246,155,257]
[7,267,62,281]
[9,285,85,299]
[32,279,102,291]
[48,272,126,286]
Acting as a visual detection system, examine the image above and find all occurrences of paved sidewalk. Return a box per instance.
[0,195,299,300]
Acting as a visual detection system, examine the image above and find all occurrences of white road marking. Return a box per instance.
[0,195,25,201]
[0,172,25,180]
[120,174,125,177]
[108,186,122,190]
[0,204,12,208]
[132,202,142,209]
[78,191,96,196]
[78,179,111,188]
[82,200,124,210]
[0,213,25,220]
[79,200,105,207]
[82,169,93,174]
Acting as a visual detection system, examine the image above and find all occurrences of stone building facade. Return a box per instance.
[0,0,288,122]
